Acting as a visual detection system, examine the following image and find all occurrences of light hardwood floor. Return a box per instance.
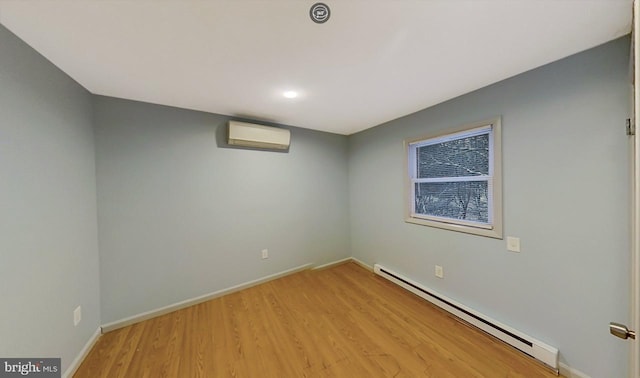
[75,262,559,377]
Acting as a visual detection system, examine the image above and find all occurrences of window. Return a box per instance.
[405,117,502,238]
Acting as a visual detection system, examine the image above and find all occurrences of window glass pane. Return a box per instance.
[417,133,489,178]
[414,181,488,222]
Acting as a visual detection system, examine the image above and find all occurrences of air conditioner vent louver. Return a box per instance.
[228,121,290,150]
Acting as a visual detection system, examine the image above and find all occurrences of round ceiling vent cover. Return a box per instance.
[310,3,330,24]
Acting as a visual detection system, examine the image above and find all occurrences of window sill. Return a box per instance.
[405,216,503,239]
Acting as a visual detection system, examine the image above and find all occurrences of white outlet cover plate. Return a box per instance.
[507,236,521,252]
[435,265,444,278]
[73,306,81,326]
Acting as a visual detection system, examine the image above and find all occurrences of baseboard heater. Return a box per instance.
[374,264,559,374]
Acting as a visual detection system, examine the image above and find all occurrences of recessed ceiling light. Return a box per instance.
[283,91,298,99]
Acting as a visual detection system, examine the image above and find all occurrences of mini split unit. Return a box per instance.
[227,121,291,150]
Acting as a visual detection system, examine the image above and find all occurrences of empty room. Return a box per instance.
[1,1,639,377]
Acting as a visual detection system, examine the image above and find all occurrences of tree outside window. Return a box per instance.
[405,118,502,239]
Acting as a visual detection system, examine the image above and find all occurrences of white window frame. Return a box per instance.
[404,117,502,239]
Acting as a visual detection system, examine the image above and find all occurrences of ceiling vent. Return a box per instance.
[227,121,291,150]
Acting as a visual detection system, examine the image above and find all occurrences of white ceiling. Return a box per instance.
[0,0,632,135]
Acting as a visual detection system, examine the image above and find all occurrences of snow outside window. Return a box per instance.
[405,118,502,239]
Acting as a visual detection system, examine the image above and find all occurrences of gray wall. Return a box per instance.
[93,97,350,323]
[348,36,631,377]
[0,25,101,373]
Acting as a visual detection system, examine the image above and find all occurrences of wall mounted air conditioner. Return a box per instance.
[228,121,291,150]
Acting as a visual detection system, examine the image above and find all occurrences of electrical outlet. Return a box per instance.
[435,265,444,278]
[261,249,269,259]
[507,236,521,253]
[73,306,82,326]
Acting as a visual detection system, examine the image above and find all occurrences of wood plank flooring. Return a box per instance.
[75,262,559,377]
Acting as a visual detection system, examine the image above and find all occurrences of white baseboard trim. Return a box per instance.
[311,256,374,272]
[101,263,313,333]
[559,362,590,378]
[312,257,353,270]
[63,327,101,378]
[350,257,373,272]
